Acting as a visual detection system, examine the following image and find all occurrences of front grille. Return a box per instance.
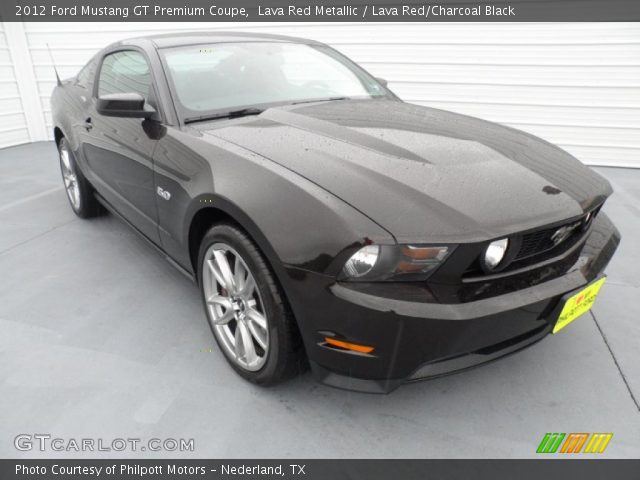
[458,244,583,297]
[460,204,602,281]
[514,220,582,262]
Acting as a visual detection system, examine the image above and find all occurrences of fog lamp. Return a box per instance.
[483,238,509,270]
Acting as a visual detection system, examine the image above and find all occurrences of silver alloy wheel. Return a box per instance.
[60,146,81,210]
[202,243,269,371]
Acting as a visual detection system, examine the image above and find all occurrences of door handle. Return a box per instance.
[83,118,93,131]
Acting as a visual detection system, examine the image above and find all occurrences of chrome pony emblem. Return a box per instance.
[551,222,580,246]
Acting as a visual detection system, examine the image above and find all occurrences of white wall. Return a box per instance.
[1,21,639,168]
[0,22,30,147]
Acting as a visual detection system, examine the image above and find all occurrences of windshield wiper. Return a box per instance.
[184,107,264,124]
[292,96,351,105]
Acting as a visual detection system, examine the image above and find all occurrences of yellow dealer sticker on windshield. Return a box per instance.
[553,277,606,334]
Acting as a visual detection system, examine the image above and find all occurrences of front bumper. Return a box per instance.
[282,213,620,393]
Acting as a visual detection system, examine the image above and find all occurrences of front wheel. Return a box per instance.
[197,224,304,385]
[58,138,102,218]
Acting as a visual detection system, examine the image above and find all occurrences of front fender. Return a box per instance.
[153,127,394,282]
[182,161,395,277]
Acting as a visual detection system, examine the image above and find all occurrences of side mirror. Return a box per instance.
[376,77,388,87]
[96,93,156,119]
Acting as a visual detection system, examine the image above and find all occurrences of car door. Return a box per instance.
[81,48,161,244]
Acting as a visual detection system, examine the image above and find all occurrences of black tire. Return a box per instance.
[58,137,103,218]
[197,223,305,385]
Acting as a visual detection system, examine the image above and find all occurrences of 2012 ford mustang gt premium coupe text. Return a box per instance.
[51,32,620,393]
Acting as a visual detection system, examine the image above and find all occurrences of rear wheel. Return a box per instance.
[197,223,304,385]
[58,137,102,218]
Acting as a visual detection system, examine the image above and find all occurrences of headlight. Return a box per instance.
[342,245,380,278]
[482,238,509,271]
[341,244,451,281]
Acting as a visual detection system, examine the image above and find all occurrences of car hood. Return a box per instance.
[197,99,612,243]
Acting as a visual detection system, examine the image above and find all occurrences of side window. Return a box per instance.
[98,50,151,100]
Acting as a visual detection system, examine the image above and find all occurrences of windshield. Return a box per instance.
[161,42,388,118]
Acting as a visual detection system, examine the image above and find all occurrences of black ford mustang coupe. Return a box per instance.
[51,32,620,392]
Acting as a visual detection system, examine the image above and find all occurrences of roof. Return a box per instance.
[121,31,323,49]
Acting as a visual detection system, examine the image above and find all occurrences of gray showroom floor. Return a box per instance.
[1,141,639,458]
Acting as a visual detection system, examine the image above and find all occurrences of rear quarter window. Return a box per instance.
[76,58,97,89]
